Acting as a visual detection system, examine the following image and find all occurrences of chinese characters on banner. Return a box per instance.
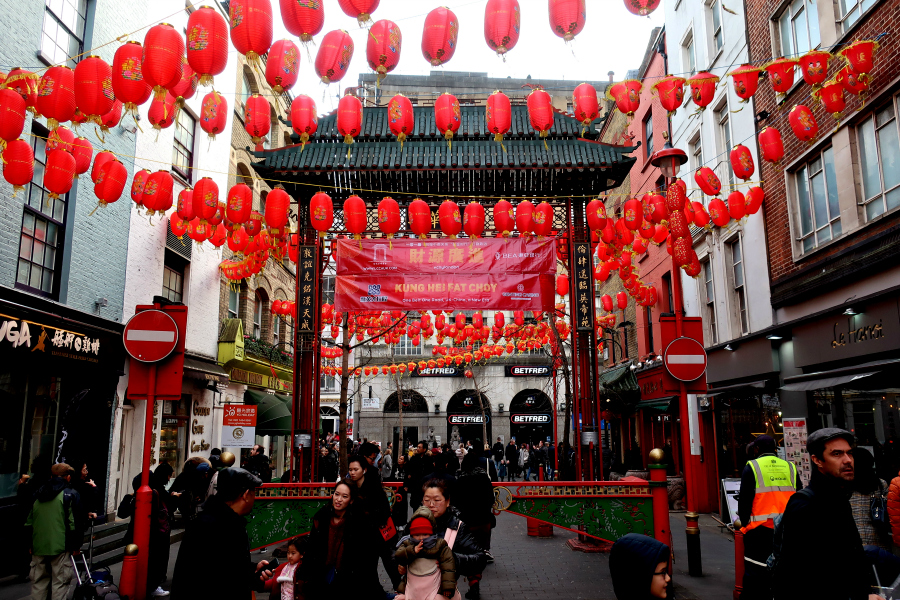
[297,245,317,334]
[572,242,594,332]
[783,418,811,486]
[222,404,258,448]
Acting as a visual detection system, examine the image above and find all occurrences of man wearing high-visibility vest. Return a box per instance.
[737,435,801,600]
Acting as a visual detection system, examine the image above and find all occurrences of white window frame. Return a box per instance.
[838,0,876,33]
[777,0,821,57]
[729,238,749,335]
[228,288,239,319]
[689,130,703,173]
[644,114,654,159]
[709,0,724,55]
[683,32,696,76]
[253,293,263,339]
[701,258,718,345]
[396,333,422,356]
[857,97,900,222]
[715,102,734,189]
[321,274,336,305]
[793,147,841,253]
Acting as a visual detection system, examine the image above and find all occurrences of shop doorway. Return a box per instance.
[320,406,339,435]
[446,390,491,447]
[393,427,419,455]
[509,390,553,445]
[385,390,428,451]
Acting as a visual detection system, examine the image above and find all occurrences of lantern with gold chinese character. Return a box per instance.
[687,71,719,111]
[799,50,831,88]
[727,64,760,103]
[408,198,431,239]
[838,39,879,77]
[515,200,534,236]
[343,195,367,240]
[226,184,252,229]
[765,58,798,97]
[494,200,514,236]
[378,196,401,241]
[651,75,685,117]
[813,79,846,121]
[422,6,459,66]
[758,127,784,163]
[310,192,333,237]
[727,191,746,221]
[186,6,229,87]
[789,104,818,142]
[607,79,641,119]
[708,198,729,227]
[438,199,462,238]
[486,91,511,147]
[730,144,755,181]
[586,198,607,233]
[230,0,274,70]
[464,201,486,239]
[745,187,764,216]
[694,166,721,196]
[387,94,413,148]
[36,66,76,130]
[532,201,553,237]
[836,65,869,98]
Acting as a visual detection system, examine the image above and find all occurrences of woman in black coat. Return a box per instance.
[346,454,399,589]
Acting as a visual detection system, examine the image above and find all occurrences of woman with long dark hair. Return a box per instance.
[850,447,892,551]
[346,454,400,589]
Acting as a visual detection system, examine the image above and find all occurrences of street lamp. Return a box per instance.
[650,142,688,179]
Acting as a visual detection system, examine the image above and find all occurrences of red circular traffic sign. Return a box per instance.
[663,336,708,382]
[123,310,179,363]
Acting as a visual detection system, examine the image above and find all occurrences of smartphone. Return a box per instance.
[261,558,279,572]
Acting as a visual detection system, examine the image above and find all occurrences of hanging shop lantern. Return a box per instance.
[586,198,607,233]
[694,166,721,196]
[378,196,401,240]
[623,197,642,230]
[177,188,194,221]
[344,195,367,240]
[168,58,198,107]
[486,91,511,147]
[836,65,869,98]
[148,92,177,130]
[265,39,300,95]
[408,198,431,239]
[337,93,362,157]
[265,186,290,236]
[142,170,174,216]
[143,23,184,100]
[171,214,189,238]
[708,197,729,227]
[554,275,568,297]
[615,291,627,310]
[227,226,249,252]
[387,94,413,148]
[46,126,75,156]
[36,66,76,130]
[516,200,534,236]
[2,139,34,196]
[728,64,761,103]
[607,79,641,119]
[765,58,798,97]
[111,42,152,120]
[315,29,354,85]
[691,201,710,229]
[745,186,765,216]
[226,183,252,227]
[799,49,831,88]
[244,94,270,146]
[98,100,123,137]
[229,0,274,69]
[651,75,686,117]
[0,89,26,151]
[687,71,719,111]
[600,294,613,312]
[666,180,687,211]
[71,137,93,177]
[280,0,323,43]
[813,79,847,121]
[667,209,690,239]
[599,219,616,244]
[672,237,692,268]
[434,93,461,148]
[683,199,696,224]
[464,201,486,238]
[421,7,459,66]
[639,218,656,240]
[73,56,114,125]
[187,218,213,243]
[186,6,229,87]
[199,91,228,140]
[93,158,127,210]
[532,201,553,236]
[685,254,702,278]
[484,0,520,58]
[730,144,755,181]
[130,169,151,208]
[309,191,333,237]
[493,199,515,236]
[246,211,263,236]
[651,224,668,245]
[549,0,586,41]
[647,192,668,223]
[6,69,39,115]
[366,19,402,86]
[338,0,379,26]
[838,39,879,76]
[572,82,599,133]
[91,150,115,183]
[438,199,462,238]
[192,176,219,222]
[758,127,784,163]
[527,88,554,147]
[290,94,317,150]
[727,191,746,220]
[623,0,659,16]
[789,104,818,142]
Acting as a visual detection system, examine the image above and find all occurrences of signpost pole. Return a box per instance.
[133,362,156,600]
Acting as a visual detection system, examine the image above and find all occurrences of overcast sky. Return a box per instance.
[279,0,665,113]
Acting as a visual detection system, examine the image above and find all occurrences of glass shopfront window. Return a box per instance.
[158,396,190,476]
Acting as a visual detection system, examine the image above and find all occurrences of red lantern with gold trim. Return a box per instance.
[836,65,869,97]
[607,79,641,118]
[435,93,461,146]
[586,198,607,233]
[192,177,219,223]
[199,91,227,140]
[246,211,263,237]
[639,218,656,240]
[265,186,290,235]
[666,180,687,211]
[691,201,710,228]
[728,64,760,102]
[229,0,273,69]
[148,92,177,130]
[745,186,765,215]
[46,126,75,156]
[378,196,401,240]
[73,56,114,125]
[315,29,354,84]
[730,144,755,181]
[2,139,34,196]
[652,75,685,117]
[186,6,229,87]
[694,166,721,196]
[244,94,270,145]
[143,23,184,100]
[464,201,486,239]
[758,127,784,163]
[338,0,379,26]
[667,209,689,239]
[130,169,150,208]
[112,42,152,118]
[228,226,249,252]
[387,94,413,148]
[765,58,797,96]
[494,199,515,236]
[486,91,511,146]
[0,89,26,151]
[728,191,746,220]
[516,200,534,236]
[672,237,692,268]
[623,197,642,230]
[6,69,39,115]
[708,198,729,227]
[789,104,818,142]
[91,151,115,183]
[309,191,333,237]
[72,137,92,177]
[549,0,586,41]
[532,201,553,236]
[226,183,252,228]
[99,100,123,136]
[651,224,668,245]
[168,58,198,105]
[438,199,462,238]
[176,188,194,221]
[687,71,719,111]
[484,0,520,57]
[839,39,879,76]
[266,39,300,95]
[409,198,431,239]
[623,0,659,15]
[337,93,362,157]
[280,0,323,43]
[171,214,189,238]
[572,82,599,133]
[367,19,402,86]
[93,158,127,210]
[344,195,367,240]
[813,79,846,120]
[648,192,668,223]
[527,88,554,144]
[799,50,831,88]
[36,66,76,130]
[142,170,174,216]
[290,95,317,151]
[422,6,459,66]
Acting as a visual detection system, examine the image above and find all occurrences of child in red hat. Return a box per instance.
[394,507,459,599]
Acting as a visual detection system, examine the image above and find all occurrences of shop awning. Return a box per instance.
[244,389,293,436]
[705,379,770,397]
[781,358,900,392]
[598,361,640,394]
[183,355,229,386]
[635,396,679,413]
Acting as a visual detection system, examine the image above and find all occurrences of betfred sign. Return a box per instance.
[411,366,463,377]
[504,365,551,377]
[511,414,551,424]
[448,414,489,425]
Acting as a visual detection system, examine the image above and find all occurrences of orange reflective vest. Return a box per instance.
[740,455,797,534]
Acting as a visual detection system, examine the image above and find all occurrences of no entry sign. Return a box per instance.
[123,310,179,363]
[664,336,708,382]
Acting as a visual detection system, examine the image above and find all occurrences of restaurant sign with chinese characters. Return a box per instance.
[0,310,113,367]
[572,243,594,332]
[297,245,318,334]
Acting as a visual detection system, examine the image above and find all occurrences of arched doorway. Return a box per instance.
[320,406,339,435]
[446,390,491,447]
[509,389,553,445]
[384,390,427,452]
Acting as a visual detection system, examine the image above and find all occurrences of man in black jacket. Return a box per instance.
[171,468,272,600]
[491,438,504,474]
[772,428,881,600]
[505,438,519,480]
[406,441,434,510]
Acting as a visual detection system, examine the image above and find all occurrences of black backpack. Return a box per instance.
[767,487,815,578]
[116,494,134,519]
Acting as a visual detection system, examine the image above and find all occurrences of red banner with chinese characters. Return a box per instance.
[334,238,556,311]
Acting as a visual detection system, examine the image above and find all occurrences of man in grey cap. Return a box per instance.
[772,428,883,600]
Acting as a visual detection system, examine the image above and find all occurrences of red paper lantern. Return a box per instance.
[484,0,520,57]
[71,137,92,176]
[315,29,354,85]
[36,66,76,130]
[464,201,486,239]
[408,198,431,239]
[691,201,710,228]
[836,65,869,97]
[168,59,198,105]
[639,218,656,240]
[623,197,642,230]
[646,192,667,223]
[667,209,690,239]
[186,6,228,87]
[799,50,831,88]
[572,82,599,133]
[98,100,123,136]
[142,170,174,216]
[387,94,413,147]
[6,69,39,115]
[532,201,553,236]
[708,198,729,227]
[838,39,879,76]
[516,200,534,236]
[728,64,760,103]
[616,291,628,310]
[651,224,668,245]
[187,218,213,243]
[338,0,379,26]
[434,93,461,146]
[199,91,227,139]
[727,191,746,220]
[176,188,194,221]
[672,237,692,268]
[556,275,568,297]
[337,93,362,156]
[309,192,333,237]
[693,166,721,196]
[623,0,659,15]
[344,195,367,239]
[143,23,184,100]
[378,196,401,239]
[493,199,515,236]
[265,39,300,95]
[486,91,511,146]
[46,126,75,156]
[745,187,764,216]
[192,177,219,222]
[91,151,115,183]
[112,42,152,119]
[209,224,228,248]
[688,71,719,111]
[600,294,613,312]
[73,55,114,125]
[244,94,270,145]
[171,215,189,238]
[422,7,459,67]
[549,0,586,41]
[93,159,127,209]
[607,79,642,118]
[246,211,264,237]
[438,199,462,238]
[0,89,26,150]
[226,183,252,227]
[265,186,290,235]
[765,58,797,95]
[367,19,402,86]
[813,79,846,121]
[2,139,34,196]
[227,226,249,252]
[651,75,686,117]
[148,93,177,130]
[130,169,151,208]
[290,95,318,150]
[666,180,687,211]
[586,198,607,232]
[230,0,274,68]
[730,144,755,181]
[758,127,784,163]
[280,0,323,43]
[527,88,554,143]
[789,104,818,142]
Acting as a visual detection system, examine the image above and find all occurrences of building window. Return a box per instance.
[839,0,876,32]
[162,265,183,303]
[273,314,281,346]
[239,73,252,107]
[228,288,239,319]
[690,133,703,173]
[858,100,900,221]
[320,372,337,392]
[259,190,267,215]
[715,104,734,188]
[172,109,195,182]
[253,293,263,339]
[702,259,718,345]
[645,305,655,353]
[396,334,422,356]
[41,0,87,67]
[729,238,749,335]
[644,114,653,159]
[321,275,335,305]
[684,34,696,75]
[795,147,841,252]
[17,130,66,297]
[710,0,723,53]
[661,273,674,314]
[778,0,821,56]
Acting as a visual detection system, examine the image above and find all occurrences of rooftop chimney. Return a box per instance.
[608,71,614,82]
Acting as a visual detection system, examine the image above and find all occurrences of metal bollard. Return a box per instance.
[733,521,744,600]
[119,544,139,600]
[685,511,702,577]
